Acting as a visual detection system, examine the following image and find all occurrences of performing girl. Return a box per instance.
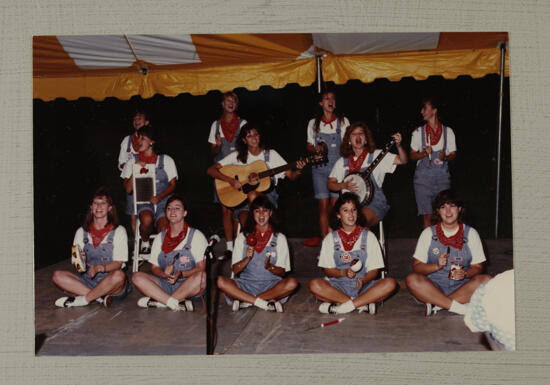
[410,97,457,229]
[303,91,350,246]
[327,122,407,228]
[132,195,207,311]
[405,189,491,316]
[309,193,396,314]
[117,110,150,235]
[216,195,298,312]
[207,123,305,226]
[52,187,131,308]
[121,124,178,254]
[208,92,247,259]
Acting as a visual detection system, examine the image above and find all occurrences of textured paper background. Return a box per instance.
[2,0,549,384]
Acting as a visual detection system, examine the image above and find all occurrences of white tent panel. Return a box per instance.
[313,33,440,55]
[126,34,200,65]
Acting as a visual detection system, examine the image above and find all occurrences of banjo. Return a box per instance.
[341,138,396,206]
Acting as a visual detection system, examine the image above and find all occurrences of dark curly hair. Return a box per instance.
[329,192,366,230]
[431,189,465,224]
[243,195,280,235]
[236,123,267,164]
[339,121,376,158]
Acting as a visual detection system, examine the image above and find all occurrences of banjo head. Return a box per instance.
[341,173,374,206]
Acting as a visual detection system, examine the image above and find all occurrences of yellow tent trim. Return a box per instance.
[323,47,509,84]
[33,57,317,101]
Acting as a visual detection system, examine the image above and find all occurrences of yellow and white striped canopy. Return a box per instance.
[33,32,509,101]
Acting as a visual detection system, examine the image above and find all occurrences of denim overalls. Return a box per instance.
[227,233,289,304]
[343,151,390,221]
[413,125,451,215]
[213,118,242,203]
[312,119,342,199]
[328,229,376,297]
[134,154,172,223]
[426,225,472,295]
[156,228,198,295]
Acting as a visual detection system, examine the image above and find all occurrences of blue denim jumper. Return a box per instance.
[213,118,242,203]
[328,229,376,298]
[135,154,172,223]
[79,229,130,299]
[343,151,390,221]
[232,149,279,219]
[227,233,289,304]
[312,119,342,199]
[156,227,198,295]
[413,125,451,215]
[425,225,472,295]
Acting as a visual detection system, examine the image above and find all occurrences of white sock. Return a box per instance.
[226,241,233,251]
[141,240,150,248]
[254,297,269,310]
[71,295,89,307]
[449,300,469,315]
[335,300,356,314]
[166,297,180,311]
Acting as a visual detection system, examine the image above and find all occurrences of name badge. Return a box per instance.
[331,143,337,147]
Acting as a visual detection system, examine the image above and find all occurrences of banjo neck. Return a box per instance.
[359,138,396,177]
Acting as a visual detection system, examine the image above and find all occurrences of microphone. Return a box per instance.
[205,234,220,260]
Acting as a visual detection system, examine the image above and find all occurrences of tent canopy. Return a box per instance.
[33,32,509,101]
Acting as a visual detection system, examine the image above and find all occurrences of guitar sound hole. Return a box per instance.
[248,172,259,185]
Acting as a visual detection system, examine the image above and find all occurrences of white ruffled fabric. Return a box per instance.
[464,269,515,350]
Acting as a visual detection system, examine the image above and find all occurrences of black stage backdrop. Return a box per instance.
[33,75,512,269]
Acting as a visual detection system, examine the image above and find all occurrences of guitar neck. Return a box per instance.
[258,161,296,179]
[362,139,395,176]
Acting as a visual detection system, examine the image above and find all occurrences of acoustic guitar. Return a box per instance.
[216,152,327,207]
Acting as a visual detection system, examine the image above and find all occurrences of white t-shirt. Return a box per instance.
[207,118,248,144]
[218,149,288,185]
[329,149,397,188]
[117,134,139,171]
[120,154,178,182]
[306,117,349,145]
[412,225,486,265]
[149,227,207,267]
[73,226,128,262]
[318,229,384,271]
[232,231,291,272]
[410,125,457,165]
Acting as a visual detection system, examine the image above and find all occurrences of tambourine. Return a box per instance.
[71,245,86,273]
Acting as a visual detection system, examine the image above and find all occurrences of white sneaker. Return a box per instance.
[240,302,253,309]
[55,296,75,307]
[232,300,240,312]
[274,301,284,313]
[357,305,368,313]
[424,303,441,316]
[319,302,337,314]
[368,302,376,315]
[137,296,167,309]
[180,300,193,312]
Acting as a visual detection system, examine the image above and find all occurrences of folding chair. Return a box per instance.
[132,163,157,272]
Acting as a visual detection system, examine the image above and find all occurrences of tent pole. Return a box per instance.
[494,42,506,239]
[316,54,323,93]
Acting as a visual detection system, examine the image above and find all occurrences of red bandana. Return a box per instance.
[138,153,158,165]
[131,132,140,152]
[436,222,464,250]
[426,123,442,146]
[348,150,368,173]
[220,114,239,142]
[321,115,338,129]
[338,226,363,251]
[162,224,188,254]
[248,226,273,253]
[89,223,113,248]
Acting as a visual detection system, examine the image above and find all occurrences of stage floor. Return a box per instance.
[35,237,513,355]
